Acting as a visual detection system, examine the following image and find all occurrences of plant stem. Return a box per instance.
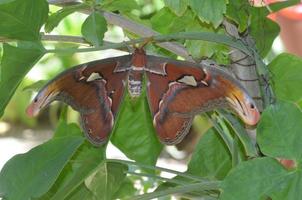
[106,159,206,182]
[127,181,221,200]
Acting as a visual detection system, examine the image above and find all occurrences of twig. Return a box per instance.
[41,34,88,44]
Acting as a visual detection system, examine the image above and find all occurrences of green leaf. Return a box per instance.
[257,101,302,161]
[48,143,105,200]
[187,128,232,180]
[189,0,226,28]
[45,4,88,33]
[0,133,84,200]
[220,157,288,200]
[101,0,139,12]
[225,0,249,32]
[22,80,48,92]
[164,0,188,16]
[269,53,302,103]
[81,11,107,47]
[0,0,48,40]
[151,8,194,34]
[249,7,279,57]
[86,162,128,199]
[111,80,163,166]
[0,42,45,117]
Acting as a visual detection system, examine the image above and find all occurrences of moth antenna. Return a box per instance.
[138,37,154,50]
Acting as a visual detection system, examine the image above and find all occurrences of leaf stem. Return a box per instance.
[106,159,206,182]
[127,181,221,200]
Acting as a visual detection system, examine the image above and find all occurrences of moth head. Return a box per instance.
[26,84,59,117]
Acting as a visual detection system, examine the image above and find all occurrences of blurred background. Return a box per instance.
[0,0,301,171]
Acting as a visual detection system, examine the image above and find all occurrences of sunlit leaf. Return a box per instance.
[0,0,48,40]
[0,122,84,200]
[86,162,128,199]
[111,81,163,166]
[0,42,45,117]
[81,11,107,47]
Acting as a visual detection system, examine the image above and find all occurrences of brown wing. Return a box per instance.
[145,56,258,145]
[26,55,131,145]
[145,56,208,145]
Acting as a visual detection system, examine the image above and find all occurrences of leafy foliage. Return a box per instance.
[0,0,301,199]
[0,0,48,40]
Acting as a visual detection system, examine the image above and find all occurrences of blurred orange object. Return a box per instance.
[267,1,302,56]
[249,0,302,56]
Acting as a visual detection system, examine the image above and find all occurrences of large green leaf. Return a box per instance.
[187,128,231,180]
[111,82,163,166]
[35,120,106,199]
[257,101,302,161]
[189,0,226,28]
[220,157,288,200]
[81,11,108,47]
[0,42,45,117]
[0,123,84,200]
[164,0,188,16]
[45,4,88,33]
[86,162,128,199]
[269,53,302,103]
[0,0,48,40]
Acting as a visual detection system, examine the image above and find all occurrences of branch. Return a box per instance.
[42,34,88,44]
